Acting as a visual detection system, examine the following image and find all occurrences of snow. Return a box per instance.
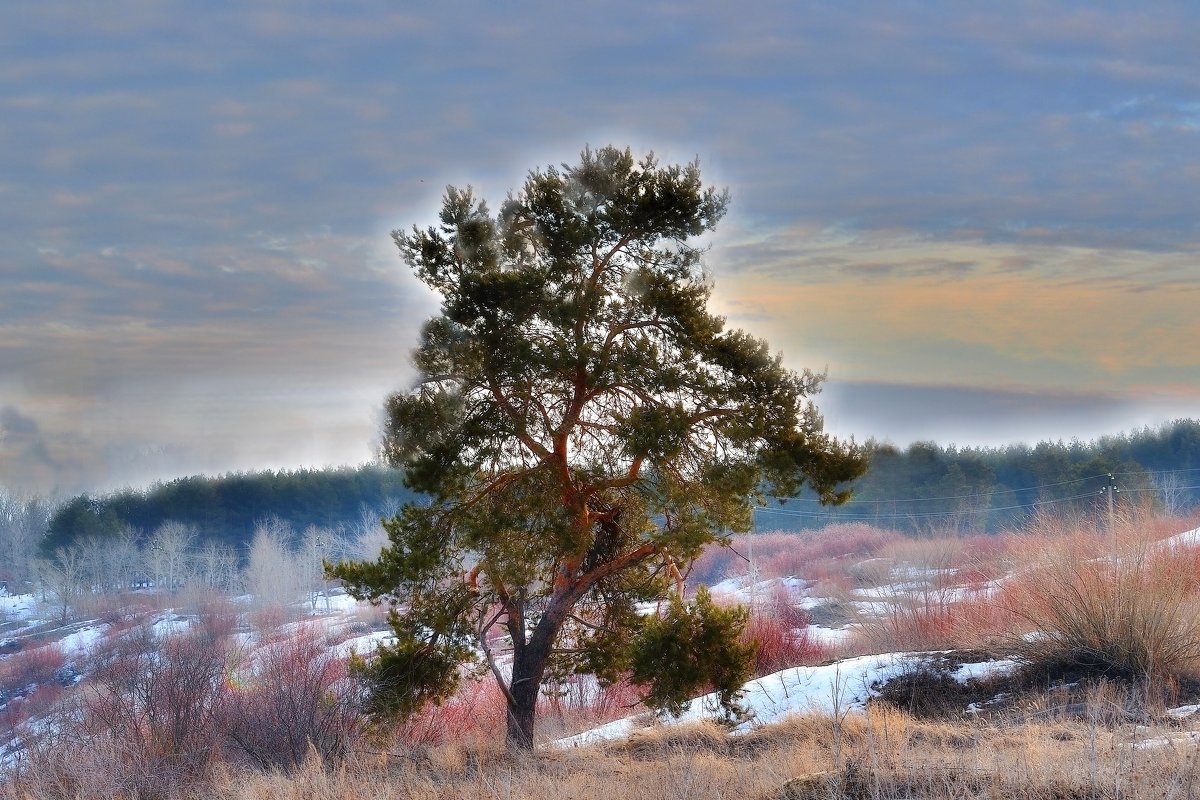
[553,651,1022,748]
[853,583,924,599]
[558,653,911,748]
[310,591,360,613]
[708,575,809,606]
[329,630,394,659]
[953,658,1018,682]
[0,593,38,621]
[808,625,855,646]
[152,615,191,638]
[847,600,893,616]
[1127,731,1200,750]
[1160,526,1200,549]
[1166,704,1200,719]
[57,624,106,656]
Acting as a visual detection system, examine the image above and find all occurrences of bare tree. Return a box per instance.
[1154,471,1194,516]
[194,539,239,593]
[0,489,49,588]
[352,504,391,561]
[36,546,88,624]
[244,518,302,607]
[145,521,197,593]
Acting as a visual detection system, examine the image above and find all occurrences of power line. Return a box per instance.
[753,487,1111,523]
[765,466,1200,507]
[766,474,1109,506]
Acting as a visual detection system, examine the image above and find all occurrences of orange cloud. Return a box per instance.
[710,236,1200,393]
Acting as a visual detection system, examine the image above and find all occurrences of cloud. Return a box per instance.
[706,233,1200,403]
[2,1,1199,491]
[0,406,39,437]
[0,405,74,495]
[817,380,1195,449]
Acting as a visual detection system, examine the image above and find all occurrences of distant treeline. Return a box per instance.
[42,465,417,555]
[39,421,1200,553]
[755,419,1200,534]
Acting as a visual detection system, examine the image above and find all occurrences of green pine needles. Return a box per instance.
[331,145,866,749]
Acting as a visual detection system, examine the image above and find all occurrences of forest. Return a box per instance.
[13,419,1198,569]
[757,418,1200,533]
[35,465,415,559]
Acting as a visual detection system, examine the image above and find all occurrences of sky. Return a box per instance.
[2,2,1199,496]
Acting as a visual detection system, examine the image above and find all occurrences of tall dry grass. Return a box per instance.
[848,535,1013,654]
[1000,509,1200,682]
[25,704,1188,800]
[689,523,901,587]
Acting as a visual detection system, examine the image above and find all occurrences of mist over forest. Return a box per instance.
[4,419,1196,580]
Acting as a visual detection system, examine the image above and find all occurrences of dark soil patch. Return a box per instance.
[870,662,1009,719]
[870,650,1200,725]
[805,599,856,628]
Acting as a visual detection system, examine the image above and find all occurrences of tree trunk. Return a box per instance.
[506,671,538,749]
[504,602,570,749]
[505,637,551,749]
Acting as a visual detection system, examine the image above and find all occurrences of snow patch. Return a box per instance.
[311,591,360,613]
[330,630,394,659]
[554,653,916,748]
[954,659,1018,682]
[57,624,106,656]
[553,651,1022,748]
[152,615,191,638]
[1127,731,1200,750]
[0,593,38,621]
[1167,704,1200,719]
[1161,526,1200,549]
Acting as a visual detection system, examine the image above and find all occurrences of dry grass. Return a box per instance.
[12,705,1185,800]
[13,510,1200,799]
[1001,510,1200,682]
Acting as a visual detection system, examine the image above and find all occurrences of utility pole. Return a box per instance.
[747,513,756,615]
[1106,473,1119,556]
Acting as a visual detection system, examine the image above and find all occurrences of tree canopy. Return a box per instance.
[332,145,866,748]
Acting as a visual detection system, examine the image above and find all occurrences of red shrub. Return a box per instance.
[739,587,827,676]
[741,613,826,676]
[194,595,239,642]
[225,626,361,769]
[0,683,66,732]
[691,523,902,587]
[394,676,508,747]
[11,625,229,799]
[0,644,65,698]
[587,679,643,722]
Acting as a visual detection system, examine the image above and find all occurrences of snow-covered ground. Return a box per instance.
[1160,525,1200,549]
[553,652,1019,748]
[330,630,395,659]
[0,592,38,621]
[57,624,107,656]
[709,575,809,604]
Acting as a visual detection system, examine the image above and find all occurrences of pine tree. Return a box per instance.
[331,145,866,748]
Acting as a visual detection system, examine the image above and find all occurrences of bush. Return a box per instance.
[225,626,362,770]
[1003,520,1200,682]
[689,523,900,586]
[11,624,228,799]
[741,613,825,676]
[739,585,826,676]
[0,644,65,701]
[393,676,509,747]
